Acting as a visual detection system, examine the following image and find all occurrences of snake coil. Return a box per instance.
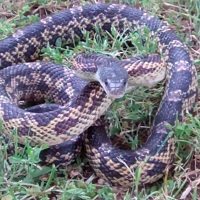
[0,4,198,187]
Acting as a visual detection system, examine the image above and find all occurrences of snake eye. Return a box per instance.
[105,81,108,86]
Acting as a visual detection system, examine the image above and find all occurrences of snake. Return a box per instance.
[0,4,198,187]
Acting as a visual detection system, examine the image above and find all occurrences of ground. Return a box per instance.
[0,0,199,199]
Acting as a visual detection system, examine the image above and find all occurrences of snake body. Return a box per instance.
[0,4,198,187]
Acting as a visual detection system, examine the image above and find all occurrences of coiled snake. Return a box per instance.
[0,4,198,187]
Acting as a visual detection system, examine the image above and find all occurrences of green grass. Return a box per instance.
[0,0,200,199]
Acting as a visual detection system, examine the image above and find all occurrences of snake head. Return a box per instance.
[96,61,129,99]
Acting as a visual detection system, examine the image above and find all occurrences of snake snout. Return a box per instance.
[104,79,127,99]
[97,61,129,99]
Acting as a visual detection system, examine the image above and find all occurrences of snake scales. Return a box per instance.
[0,4,198,187]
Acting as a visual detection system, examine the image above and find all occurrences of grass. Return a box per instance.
[0,0,200,199]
